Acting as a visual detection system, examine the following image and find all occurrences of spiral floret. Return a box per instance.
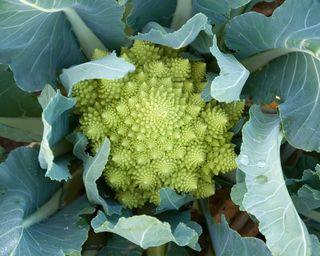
[73,40,244,208]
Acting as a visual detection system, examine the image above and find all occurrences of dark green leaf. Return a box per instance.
[0,0,127,91]
[0,147,92,255]
[127,0,177,32]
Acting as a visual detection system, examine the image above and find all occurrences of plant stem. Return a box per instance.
[63,7,108,59]
[198,199,217,256]
[22,188,62,228]
[170,0,193,30]
[146,244,167,256]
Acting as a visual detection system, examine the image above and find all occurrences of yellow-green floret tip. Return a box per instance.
[72,40,244,209]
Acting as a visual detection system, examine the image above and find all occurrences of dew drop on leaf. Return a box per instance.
[257,161,266,168]
[238,154,249,165]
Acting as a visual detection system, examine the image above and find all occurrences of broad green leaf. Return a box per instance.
[209,35,249,102]
[237,105,312,256]
[192,0,251,24]
[225,0,320,151]
[97,235,143,256]
[0,119,42,143]
[38,85,75,181]
[154,188,193,215]
[244,53,320,152]
[0,64,42,142]
[0,65,40,117]
[68,133,122,216]
[131,13,209,49]
[284,155,319,180]
[92,210,201,250]
[166,243,189,256]
[60,52,135,95]
[0,147,92,255]
[127,0,177,32]
[286,164,320,215]
[0,0,127,91]
[211,216,271,256]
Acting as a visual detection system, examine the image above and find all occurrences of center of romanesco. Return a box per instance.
[72,40,244,209]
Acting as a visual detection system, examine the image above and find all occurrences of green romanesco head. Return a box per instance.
[72,40,244,209]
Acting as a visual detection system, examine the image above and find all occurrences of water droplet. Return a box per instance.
[238,155,249,166]
[255,175,268,184]
[257,161,266,168]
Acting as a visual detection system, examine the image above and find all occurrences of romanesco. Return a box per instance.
[72,40,244,208]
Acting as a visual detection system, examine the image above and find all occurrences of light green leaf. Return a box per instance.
[97,235,144,256]
[68,133,122,216]
[127,0,177,32]
[60,52,135,95]
[237,105,312,256]
[311,235,320,256]
[212,215,271,256]
[209,35,249,102]
[0,147,92,255]
[131,13,209,49]
[225,0,320,151]
[154,188,193,214]
[38,85,75,181]
[0,0,127,91]
[92,211,201,250]
[230,182,246,211]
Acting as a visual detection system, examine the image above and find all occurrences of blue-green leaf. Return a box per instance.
[154,188,193,215]
[68,133,122,216]
[97,235,144,256]
[0,64,41,117]
[127,0,177,32]
[212,215,271,256]
[244,53,320,152]
[286,164,320,215]
[131,13,209,49]
[0,147,92,255]
[0,0,127,91]
[38,85,75,181]
[237,105,312,256]
[192,0,251,24]
[209,35,249,102]
[225,0,320,151]
[60,52,135,95]
[92,210,201,250]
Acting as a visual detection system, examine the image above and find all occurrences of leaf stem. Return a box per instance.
[22,188,62,228]
[302,210,320,223]
[63,8,108,59]
[170,0,193,30]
